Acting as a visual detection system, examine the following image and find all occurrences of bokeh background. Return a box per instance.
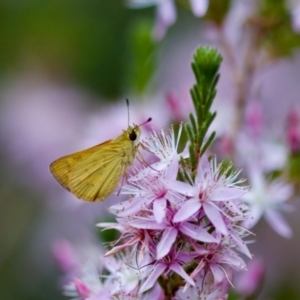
[0,0,300,299]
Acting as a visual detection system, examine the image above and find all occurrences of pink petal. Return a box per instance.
[210,264,225,283]
[179,222,216,242]
[153,0,175,40]
[164,155,179,180]
[52,240,78,273]
[170,262,195,286]
[203,202,228,235]
[292,6,300,32]
[177,251,198,263]
[109,197,151,217]
[146,283,164,299]
[74,278,90,298]
[123,276,139,294]
[156,227,178,260]
[211,187,247,201]
[89,292,111,300]
[153,198,167,224]
[223,200,244,216]
[165,180,195,196]
[265,209,292,238]
[243,205,263,229]
[173,199,201,222]
[196,155,210,179]
[220,250,246,270]
[230,231,252,258]
[190,260,206,279]
[157,0,176,26]
[96,222,125,232]
[235,258,265,297]
[189,0,208,17]
[104,237,138,256]
[129,218,166,230]
[140,263,167,293]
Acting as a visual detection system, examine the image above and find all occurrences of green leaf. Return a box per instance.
[184,46,222,172]
[205,0,232,26]
[256,0,300,58]
[127,19,156,95]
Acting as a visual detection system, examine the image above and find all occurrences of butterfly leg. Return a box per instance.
[136,148,158,172]
[117,164,127,196]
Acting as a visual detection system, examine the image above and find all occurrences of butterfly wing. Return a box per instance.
[49,141,112,190]
[68,141,131,201]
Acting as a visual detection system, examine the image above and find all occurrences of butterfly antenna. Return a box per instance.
[138,117,152,127]
[126,98,130,127]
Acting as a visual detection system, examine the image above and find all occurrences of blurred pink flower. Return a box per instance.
[0,76,86,187]
[235,258,265,298]
[245,102,263,137]
[218,135,234,158]
[59,244,152,299]
[287,106,300,153]
[63,261,110,300]
[176,269,232,300]
[235,131,288,173]
[190,0,209,17]
[74,278,92,299]
[165,90,194,122]
[52,240,79,274]
[242,168,294,238]
[128,0,209,40]
[289,0,300,32]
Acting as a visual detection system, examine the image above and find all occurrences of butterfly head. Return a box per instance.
[125,125,141,146]
[124,118,151,145]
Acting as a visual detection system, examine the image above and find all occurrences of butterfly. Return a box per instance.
[50,101,151,202]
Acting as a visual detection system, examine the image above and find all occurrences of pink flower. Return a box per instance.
[110,172,180,224]
[63,261,109,300]
[235,131,288,173]
[235,258,265,298]
[167,156,247,235]
[74,279,91,299]
[245,102,263,137]
[62,251,147,300]
[97,220,156,257]
[140,249,195,293]
[188,241,247,287]
[141,123,184,174]
[128,209,216,260]
[288,0,300,32]
[52,239,79,274]
[176,269,232,300]
[287,106,300,153]
[242,168,294,238]
[128,0,209,40]
[190,0,209,17]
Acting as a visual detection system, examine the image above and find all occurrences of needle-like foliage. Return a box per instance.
[185,47,222,178]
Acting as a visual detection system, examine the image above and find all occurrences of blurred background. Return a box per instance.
[0,0,299,299]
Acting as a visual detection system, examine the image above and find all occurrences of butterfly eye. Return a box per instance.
[129,130,137,141]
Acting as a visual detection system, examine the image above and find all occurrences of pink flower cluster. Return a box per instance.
[62,126,252,299]
[59,125,251,300]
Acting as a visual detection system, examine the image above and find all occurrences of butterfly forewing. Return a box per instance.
[68,140,134,201]
[50,141,112,190]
